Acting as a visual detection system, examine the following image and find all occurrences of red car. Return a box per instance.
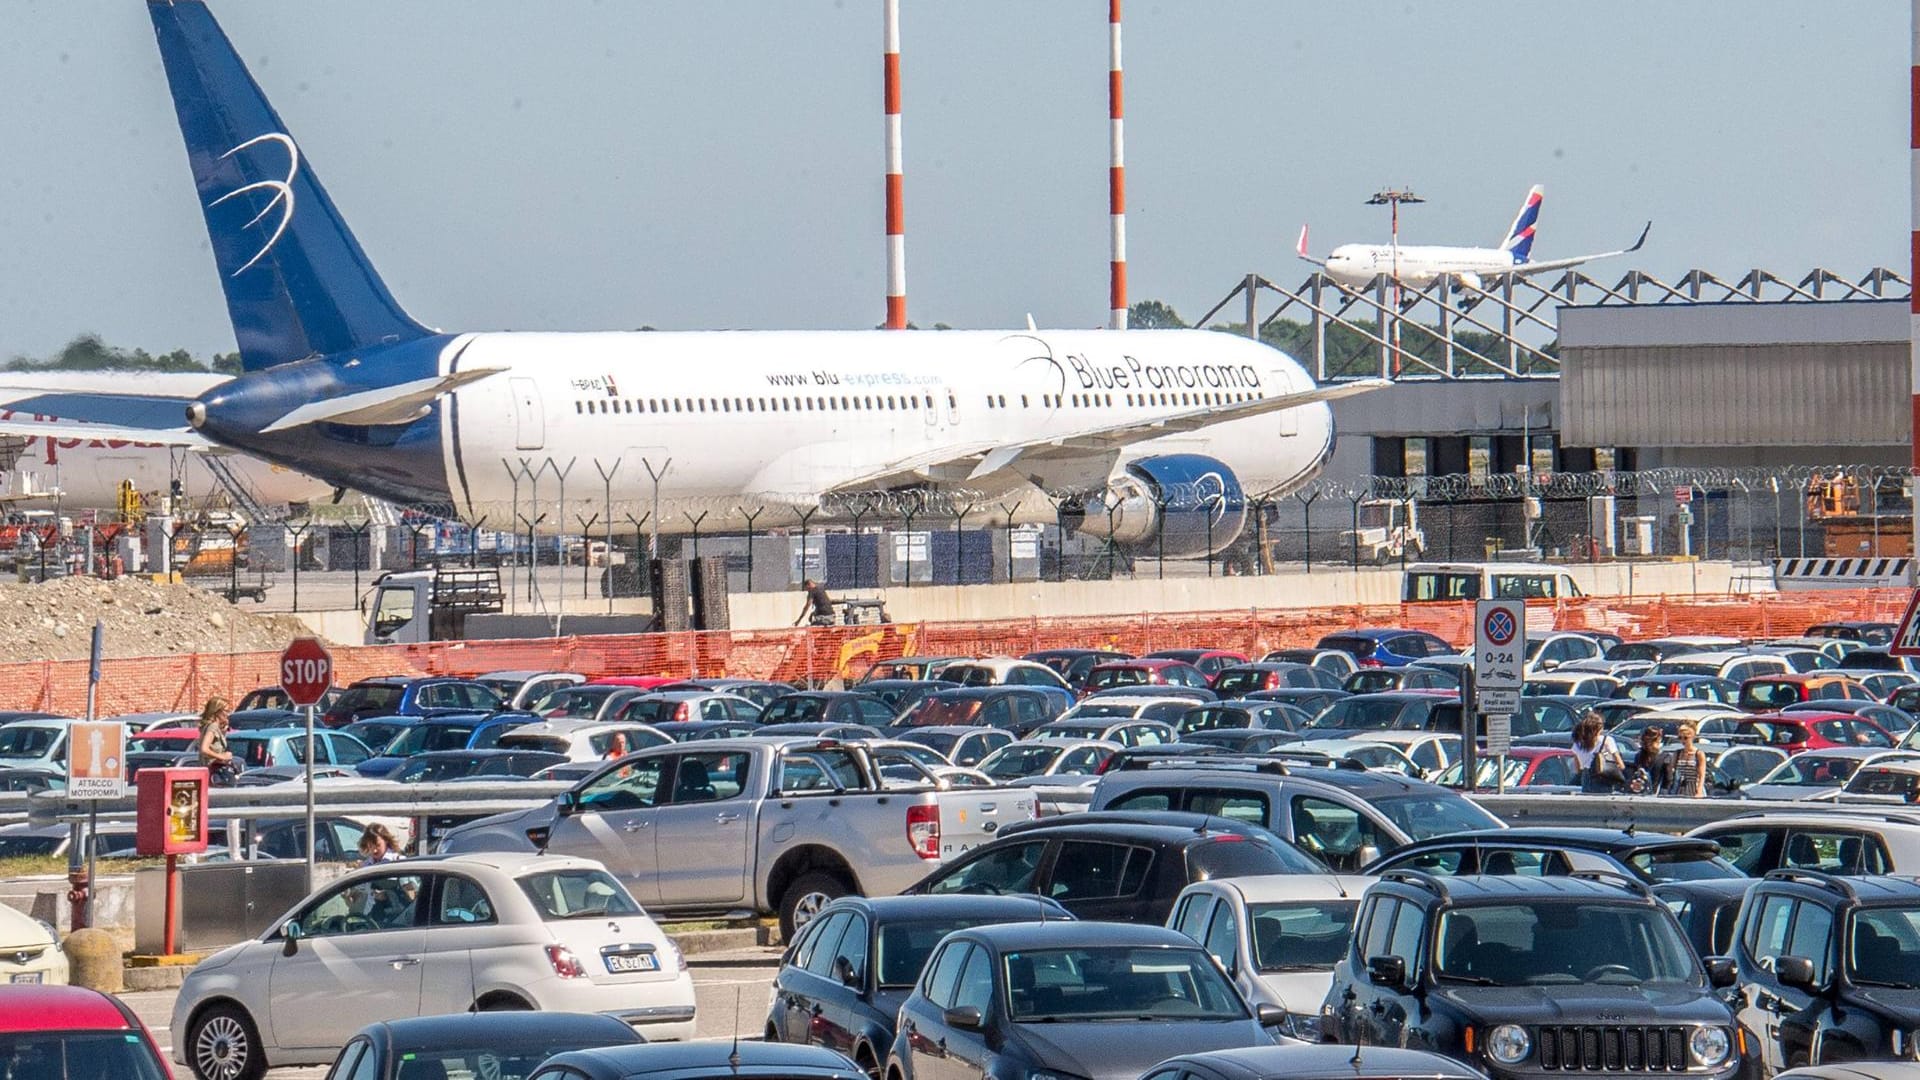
[1080,658,1211,697]
[1734,711,1896,754]
[585,675,681,691]
[1442,746,1583,789]
[0,985,172,1078]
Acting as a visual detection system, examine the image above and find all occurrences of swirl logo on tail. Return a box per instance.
[209,132,299,277]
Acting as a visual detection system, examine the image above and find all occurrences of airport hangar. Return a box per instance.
[1318,298,1911,485]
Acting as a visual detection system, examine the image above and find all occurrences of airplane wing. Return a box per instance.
[1500,222,1651,279]
[828,378,1388,492]
[0,388,214,449]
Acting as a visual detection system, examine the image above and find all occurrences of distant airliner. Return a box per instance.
[0,1,1384,561]
[1296,186,1650,291]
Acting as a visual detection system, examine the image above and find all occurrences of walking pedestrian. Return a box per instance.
[1625,727,1673,795]
[1668,721,1708,798]
[1571,711,1625,794]
[196,697,238,785]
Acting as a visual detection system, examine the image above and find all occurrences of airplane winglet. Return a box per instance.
[1627,221,1652,253]
[1295,225,1326,268]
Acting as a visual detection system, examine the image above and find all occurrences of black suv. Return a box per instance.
[1322,871,1750,1079]
[1728,869,1920,1072]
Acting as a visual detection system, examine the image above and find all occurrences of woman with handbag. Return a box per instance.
[1571,711,1625,794]
[195,696,239,786]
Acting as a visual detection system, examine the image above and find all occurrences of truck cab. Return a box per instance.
[364,567,504,644]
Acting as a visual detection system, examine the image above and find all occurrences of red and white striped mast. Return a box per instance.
[1107,0,1128,329]
[1910,0,1919,556]
[883,0,907,329]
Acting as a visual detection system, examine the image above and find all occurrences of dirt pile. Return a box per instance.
[0,576,315,662]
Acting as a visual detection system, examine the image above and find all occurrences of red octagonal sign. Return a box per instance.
[280,637,334,707]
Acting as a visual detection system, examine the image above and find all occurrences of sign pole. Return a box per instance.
[305,702,316,891]
[83,622,103,929]
[1460,665,1478,794]
[281,637,333,892]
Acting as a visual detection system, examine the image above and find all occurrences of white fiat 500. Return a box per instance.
[0,903,68,986]
[171,852,695,1080]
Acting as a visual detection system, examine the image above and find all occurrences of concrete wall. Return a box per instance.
[724,560,1741,630]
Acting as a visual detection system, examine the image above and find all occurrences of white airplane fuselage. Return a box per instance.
[1322,244,1521,290]
[417,328,1334,530]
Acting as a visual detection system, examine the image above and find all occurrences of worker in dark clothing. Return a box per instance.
[795,578,837,626]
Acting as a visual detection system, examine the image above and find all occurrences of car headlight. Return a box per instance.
[33,919,57,944]
[1278,1012,1324,1042]
[1690,1027,1731,1068]
[1486,1024,1531,1066]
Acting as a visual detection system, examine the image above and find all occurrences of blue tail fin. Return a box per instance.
[1499,185,1543,263]
[148,0,428,371]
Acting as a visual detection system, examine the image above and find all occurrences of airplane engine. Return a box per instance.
[1066,453,1248,559]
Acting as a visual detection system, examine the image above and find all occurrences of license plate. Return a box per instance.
[9,973,42,984]
[604,951,658,974]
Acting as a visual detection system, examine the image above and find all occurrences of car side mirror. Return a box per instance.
[1704,957,1737,989]
[555,791,581,817]
[1357,843,1382,869]
[281,921,302,956]
[1366,954,1408,992]
[1540,658,1561,671]
[943,1005,984,1031]
[1774,955,1818,992]
[834,955,862,989]
[1256,1003,1287,1027]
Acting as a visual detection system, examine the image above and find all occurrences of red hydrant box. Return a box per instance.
[136,768,209,856]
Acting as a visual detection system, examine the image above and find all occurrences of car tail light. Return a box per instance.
[906,804,940,860]
[545,944,586,978]
[1357,658,1386,668]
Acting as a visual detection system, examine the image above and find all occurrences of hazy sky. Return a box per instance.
[0,2,1905,362]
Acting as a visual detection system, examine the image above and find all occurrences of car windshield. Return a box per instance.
[763,697,829,723]
[899,698,983,727]
[535,688,617,718]
[337,685,403,712]
[0,1031,168,1080]
[1309,698,1414,731]
[1762,753,1862,787]
[978,744,1061,779]
[1087,667,1151,691]
[1849,906,1920,988]
[1627,850,1742,882]
[1003,946,1247,1022]
[1371,794,1502,840]
[384,724,476,756]
[0,727,57,760]
[0,833,64,857]
[901,732,960,756]
[1654,662,1719,678]
[1249,900,1359,972]
[1434,902,1698,987]
[1745,722,1807,747]
[1739,683,1806,710]
[393,757,482,783]
[1437,757,1530,788]
[877,919,984,987]
[1036,725,1106,741]
[517,868,645,920]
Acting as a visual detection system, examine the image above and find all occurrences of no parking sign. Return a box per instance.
[1473,599,1526,719]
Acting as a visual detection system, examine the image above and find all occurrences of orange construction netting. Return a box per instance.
[3,588,1910,716]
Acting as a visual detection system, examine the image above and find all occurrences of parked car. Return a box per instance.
[493,720,672,761]
[1321,872,1746,1078]
[882,922,1284,1080]
[171,853,696,1079]
[236,686,343,713]
[659,719,765,742]
[1,986,171,1077]
[1023,648,1133,690]
[1365,827,1741,884]
[389,748,570,783]
[766,894,1070,1075]
[1210,662,1341,698]
[1314,628,1455,669]
[849,679,950,717]
[892,687,1063,736]
[889,726,1015,768]
[471,670,587,711]
[1690,810,1920,876]
[1242,687,1348,716]
[1082,659,1212,696]
[538,1040,864,1080]
[1176,701,1311,736]
[1783,698,1917,738]
[1344,666,1459,695]
[1728,869,1920,1072]
[1270,740,1421,777]
[1738,674,1875,712]
[652,678,796,711]
[354,714,532,777]
[1031,717,1177,748]
[762,692,898,728]
[757,723,887,741]
[1652,650,1794,686]
[1345,731,1460,780]
[861,657,969,683]
[1741,748,1920,802]
[1650,877,1754,961]
[1436,746,1583,790]
[1259,648,1360,680]
[1616,674,1739,703]
[226,728,374,770]
[1053,696,1197,730]
[1806,620,1897,645]
[1165,873,1367,1042]
[340,718,411,756]
[615,691,764,726]
[1090,758,1504,873]
[1180,728,1298,753]
[0,717,130,777]
[320,676,504,728]
[1840,759,1920,803]
[903,818,1317,924]
[1297,691,1453,739]
[976,739,1118,782]
[324,1012,641,1080]
[1143,648,1250,676]
[939,658,1072,691]
[1520,671,1622,698]
[1733,712,1895,754]
[529,685,645,722]
[0,903,66,985]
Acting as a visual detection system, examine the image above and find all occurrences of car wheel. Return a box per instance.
[779,870,851,940]
[188,1003,265,1080]
[856,1045,881,1080]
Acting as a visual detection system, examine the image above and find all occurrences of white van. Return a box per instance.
[1401,561,1583,603]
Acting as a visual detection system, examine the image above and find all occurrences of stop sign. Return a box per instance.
[280,637,334,707]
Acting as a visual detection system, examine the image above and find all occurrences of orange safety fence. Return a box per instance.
[2,588,1912,716]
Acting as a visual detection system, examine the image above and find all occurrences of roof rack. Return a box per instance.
[1117,755,1291,775]
[1378,868,1450,898]
[1761,868,1858,898]
[1565,869,1651,897]
[1729,807,1920,827]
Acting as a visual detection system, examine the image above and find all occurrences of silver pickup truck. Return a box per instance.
[438,737,1032,936]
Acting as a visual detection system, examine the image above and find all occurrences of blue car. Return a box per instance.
[1314,628,1455,669]
[354,713,537,778]
[320,676,505,727]
[227,728,375,770]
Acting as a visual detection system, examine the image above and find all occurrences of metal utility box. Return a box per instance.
[134,860,318,955]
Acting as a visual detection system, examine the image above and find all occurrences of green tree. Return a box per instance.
[1128,300,1185,329]
[5,334,231,373]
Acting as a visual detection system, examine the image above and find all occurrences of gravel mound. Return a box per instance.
[0,576,314,661]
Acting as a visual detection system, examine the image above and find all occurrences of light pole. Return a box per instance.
[1367,188,1423,377]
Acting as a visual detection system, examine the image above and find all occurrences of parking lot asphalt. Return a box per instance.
[120,947,782,1078]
